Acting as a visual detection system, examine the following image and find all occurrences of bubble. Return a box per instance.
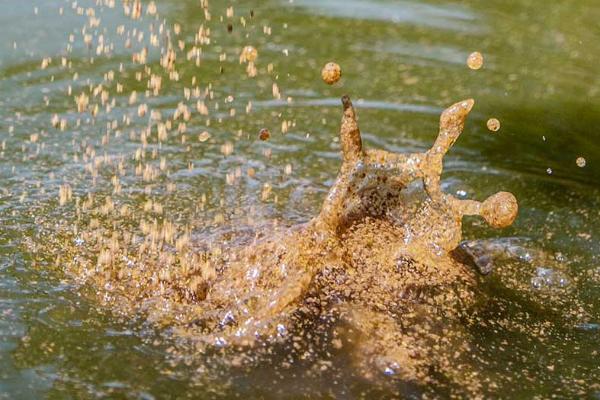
[531,276,544,289]
[486,118,501,132]
[321,62,341,85]
[258,128,270,141]
[219,311,235,327]
[467,52,483,70]
[276,324,287,336]
[531,267,569,289]
[576,157,586,167]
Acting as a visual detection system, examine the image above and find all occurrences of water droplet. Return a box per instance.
[198,131,211,142]
[240,45,258,63]
[259,128,270,141]
[467,51,484,70]
[487,118,501,132]
[146,1,157,15]
[321,62,341,85]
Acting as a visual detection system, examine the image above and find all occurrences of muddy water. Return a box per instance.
[1,0,599,398]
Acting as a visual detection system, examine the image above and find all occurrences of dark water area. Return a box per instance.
[0,0,599,398]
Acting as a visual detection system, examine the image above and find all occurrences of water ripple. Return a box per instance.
[289,0,480,32]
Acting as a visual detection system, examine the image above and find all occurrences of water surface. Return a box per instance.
[1,0,599,398]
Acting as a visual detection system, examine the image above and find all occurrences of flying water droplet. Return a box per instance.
[487,118,501,132]
[321,62,341,85]
[467,52,483,70]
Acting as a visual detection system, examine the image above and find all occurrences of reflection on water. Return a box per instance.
[0,0,599,398]
[354,41,468,66]
[291,0,479,32]
[256,97,442,114]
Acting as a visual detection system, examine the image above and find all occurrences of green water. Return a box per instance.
[1,0,599,398]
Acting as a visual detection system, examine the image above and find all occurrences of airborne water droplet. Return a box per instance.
[259,128,270,141]
[240,45,258,63]
[487,118,501,132]
[321,62,341,85]
[467,51,484,70]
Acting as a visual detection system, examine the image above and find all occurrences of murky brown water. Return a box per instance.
[1,0,599,398]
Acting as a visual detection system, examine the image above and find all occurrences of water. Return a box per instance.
[1,0,599,398]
